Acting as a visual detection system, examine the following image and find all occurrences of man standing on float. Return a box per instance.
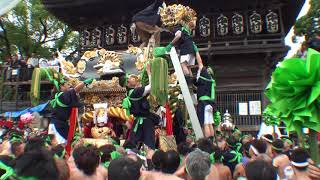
[165,7,203,85]
[132,0,166,47]
[123,64,160,150]
[195,67,216,137]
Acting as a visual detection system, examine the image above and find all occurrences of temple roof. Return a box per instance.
[42,0,305,33]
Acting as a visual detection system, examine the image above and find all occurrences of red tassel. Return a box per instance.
[0,120,12,128]
[66,108,78,155]
[18,121,25,129]
[165,103,173,136]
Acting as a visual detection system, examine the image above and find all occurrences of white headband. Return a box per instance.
[261,136,273,143]
[250,145,260,155]
[291,161,309,167]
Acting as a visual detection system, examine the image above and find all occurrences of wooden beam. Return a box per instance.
[170,47,204,139]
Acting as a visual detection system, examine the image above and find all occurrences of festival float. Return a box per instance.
[61,47,143,145]
[28,37,184,149]
[2,0,307,153]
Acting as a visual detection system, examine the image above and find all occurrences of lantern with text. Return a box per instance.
[217,14,228,36]
[117,24,127,44]
[232,13,244,35]
[249,11,262,34]
[82,29,91,47]
[266,10,279,33]
[131,25,140,43]
[105,26,115,45]
[93,27,102,48]
[199,16,211,37]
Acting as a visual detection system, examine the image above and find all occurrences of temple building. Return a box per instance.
[1,0,305,133]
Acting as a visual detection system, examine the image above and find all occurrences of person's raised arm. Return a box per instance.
[143,63,151,96]
[165,30,182,52]
[74,78,93,93]
[193,42,203,70]
[171,31,182,45]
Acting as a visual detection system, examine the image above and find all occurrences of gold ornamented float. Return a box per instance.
[60,49,131,141]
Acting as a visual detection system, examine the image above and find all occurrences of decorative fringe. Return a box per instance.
[30,68,46,106]
[66,107,78,155]
[165,103,173,135]
[151,57,168,106]
[30,68,64,106]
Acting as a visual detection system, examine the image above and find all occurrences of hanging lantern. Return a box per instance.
[80,30,85,47]
[93,27,102,48]
[249,11,262,34]
[131,25,140,43]
[217,14,228,36]
[199,15,210,37]
[117,24,128,44]
[232,13,244,35]
[82,29,91,47]
[266,10,279,33]
[91,29,96,47]
[105,25,115,45]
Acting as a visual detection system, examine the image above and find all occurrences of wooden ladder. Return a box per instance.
[169,47,204,139]
[146,35,203,139]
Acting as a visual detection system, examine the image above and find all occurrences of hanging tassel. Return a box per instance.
[30,68,64,106]
[30,68,47,106]
[66,108,78,155]
[151,57,168,106]
[165,103,173,135]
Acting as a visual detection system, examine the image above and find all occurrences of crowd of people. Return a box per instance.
[1,52,61,83]
[0,0,319,180]
[0,128,320,180]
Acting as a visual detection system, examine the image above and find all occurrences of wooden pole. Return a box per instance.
[309,129,320,165]
[170,47,203,139]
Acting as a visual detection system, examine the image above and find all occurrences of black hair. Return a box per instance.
[290,148,310,171]
[0,155,15,166]
[152,150,165,171]
[45,134,55,145]
[11,141,23,157]
[73,145,100,176]
[108,157,141,180]
[263,134,274,143]
[15,149,58,180]
[243,142,251,158]
[212,145,223,163]
[272,139,284,154]
[9,130,23,139]
[226,136,238,150]
[251,139,267,154]
[245,160,277,180]
[51,144,65,158]
[177,142,191,156]
[161,150,180,174]
[99,144,116,163]
[123,140,136,150]
[197,138,214,154]
[24,137,46,153]
[0,155,15,177]
[190,143,197,150]
[111,137,121,146]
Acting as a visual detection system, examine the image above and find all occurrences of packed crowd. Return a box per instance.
[0,0,319,179]
[0,129,319,180]
[1,53,62,82]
